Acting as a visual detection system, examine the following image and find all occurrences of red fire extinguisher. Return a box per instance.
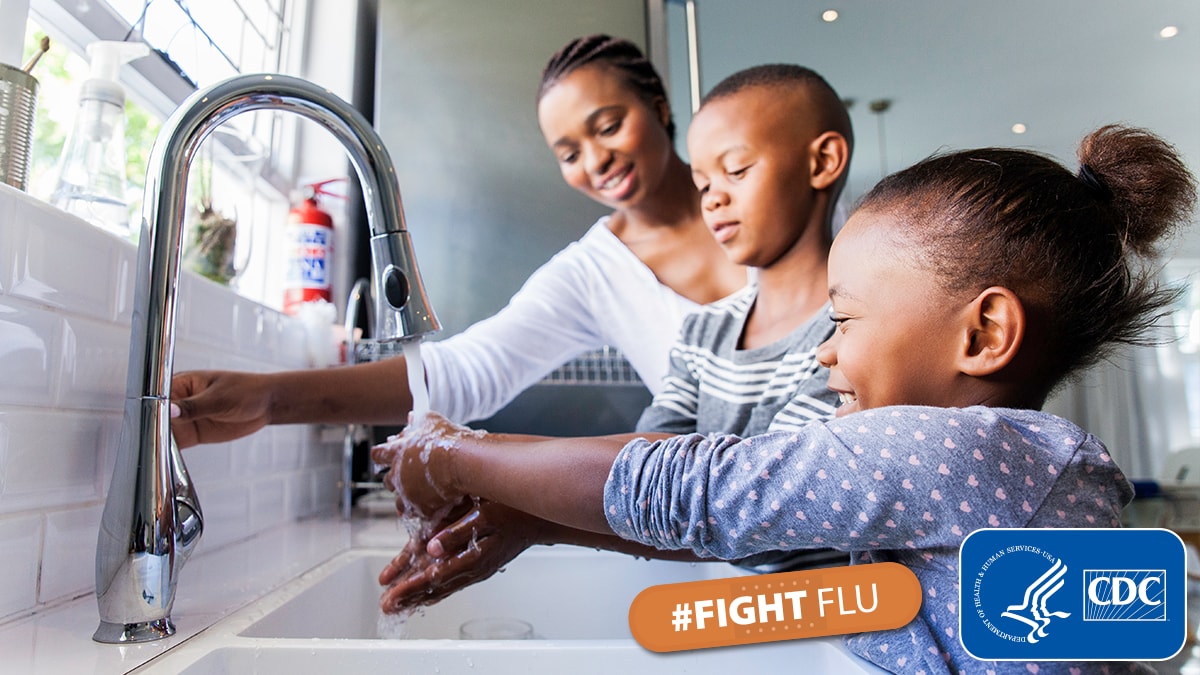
[283,178,345,315]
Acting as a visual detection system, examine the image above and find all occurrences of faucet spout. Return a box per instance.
[94,73,439,643]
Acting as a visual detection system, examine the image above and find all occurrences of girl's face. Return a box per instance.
[817,209,969,417]
[686,87,818,268]
[537,64,673,211]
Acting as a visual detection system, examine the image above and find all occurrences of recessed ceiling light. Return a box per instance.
[822,9,839,22]
[1012,123,1027,134]
[1160,25,1180,39]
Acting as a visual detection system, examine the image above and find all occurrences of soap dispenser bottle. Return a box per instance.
[49,40,149,239]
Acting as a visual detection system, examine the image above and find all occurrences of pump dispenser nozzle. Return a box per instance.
[50,40,150,238]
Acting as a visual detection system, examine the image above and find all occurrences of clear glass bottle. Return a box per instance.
[49,41,148,239]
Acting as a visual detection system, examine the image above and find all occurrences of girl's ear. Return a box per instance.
[810,131,850,191]
[958,286,1024,376]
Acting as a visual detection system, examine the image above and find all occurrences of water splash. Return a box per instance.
[377,604,425,639]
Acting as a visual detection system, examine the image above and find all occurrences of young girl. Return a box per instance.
[373,125,1196,674]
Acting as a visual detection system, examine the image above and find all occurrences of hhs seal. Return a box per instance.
[960,529,1185,661]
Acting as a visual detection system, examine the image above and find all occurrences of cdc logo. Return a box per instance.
[960,529,1185,661]
[1083,570,1165,621]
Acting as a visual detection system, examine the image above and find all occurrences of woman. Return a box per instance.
[169,35,746,446]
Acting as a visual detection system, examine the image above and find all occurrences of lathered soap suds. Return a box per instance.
[375,411,486,520]
[373,414,488,634]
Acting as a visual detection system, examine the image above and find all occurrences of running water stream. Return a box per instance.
[379,340,489,636]
[376,338,431,637]
[403,339,429,418]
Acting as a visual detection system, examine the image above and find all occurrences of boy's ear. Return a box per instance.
[809,131,850,191]
[958,286,1024,376]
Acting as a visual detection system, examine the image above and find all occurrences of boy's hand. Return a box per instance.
[378,499,540,613]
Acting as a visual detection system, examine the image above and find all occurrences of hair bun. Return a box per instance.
[1076,124,1197,256]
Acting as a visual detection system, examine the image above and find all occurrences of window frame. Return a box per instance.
[28,0,305,197]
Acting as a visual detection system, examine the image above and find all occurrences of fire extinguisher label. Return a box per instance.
[286,225,331,288]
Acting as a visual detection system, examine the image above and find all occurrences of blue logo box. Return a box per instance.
[959,528,1186,661]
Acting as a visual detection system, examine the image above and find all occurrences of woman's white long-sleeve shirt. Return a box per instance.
[421,217,707,424]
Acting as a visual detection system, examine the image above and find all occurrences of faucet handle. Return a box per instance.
[382,265,410,310]
[169,434,204,560]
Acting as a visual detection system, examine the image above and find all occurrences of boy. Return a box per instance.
[636,64,854,572]
[639,64,851,438]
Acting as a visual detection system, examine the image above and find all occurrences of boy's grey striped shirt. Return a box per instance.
[634,286,845,572]
[636,287,838,437]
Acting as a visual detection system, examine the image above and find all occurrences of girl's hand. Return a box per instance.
[371,412,483,520]
[378,499,543,613]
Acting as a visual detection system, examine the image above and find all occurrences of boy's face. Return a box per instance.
[818,209,968,417]
[537,64,673,211]
[687,86,820,268]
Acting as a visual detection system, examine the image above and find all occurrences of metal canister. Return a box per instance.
[0,63,38,191]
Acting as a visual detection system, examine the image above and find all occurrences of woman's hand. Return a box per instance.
[378,499,543,613]
[371,412,482,520]
[170,370,273,448]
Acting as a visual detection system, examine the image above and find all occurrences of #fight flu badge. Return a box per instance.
[960,528,1187,662]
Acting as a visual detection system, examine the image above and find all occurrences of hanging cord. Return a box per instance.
[119,0,197,87]
[122,0,153,41]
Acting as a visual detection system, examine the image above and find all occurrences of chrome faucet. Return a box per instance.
[93,73,440,643]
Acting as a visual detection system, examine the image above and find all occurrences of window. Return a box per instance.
[1167,260,1200,439]
[20,0,314,309]
[104,0,292,87]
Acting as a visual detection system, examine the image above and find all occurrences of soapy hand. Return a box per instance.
[378,499,542,613]
[370,411,486,521]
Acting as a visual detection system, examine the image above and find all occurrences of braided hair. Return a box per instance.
[538,34,675,141]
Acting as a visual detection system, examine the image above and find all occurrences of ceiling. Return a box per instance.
[668,0,1200,254]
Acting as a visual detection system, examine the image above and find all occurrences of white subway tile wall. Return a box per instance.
[39,504,104,603]
[0,194,13,294]
[0,514,41,619]
[0,185,344,624]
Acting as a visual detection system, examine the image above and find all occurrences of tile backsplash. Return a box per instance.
[0,185,343,623]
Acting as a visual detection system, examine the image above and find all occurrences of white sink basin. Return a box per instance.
[241,546,730,640]
[134,546,887,674]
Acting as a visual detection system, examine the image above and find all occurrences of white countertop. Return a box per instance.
[0,516,410,674]
[0,516,898,675]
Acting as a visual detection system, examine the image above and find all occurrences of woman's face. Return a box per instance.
[537,64,674,211]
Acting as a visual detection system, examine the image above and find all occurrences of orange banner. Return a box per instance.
[628,562,922,652]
